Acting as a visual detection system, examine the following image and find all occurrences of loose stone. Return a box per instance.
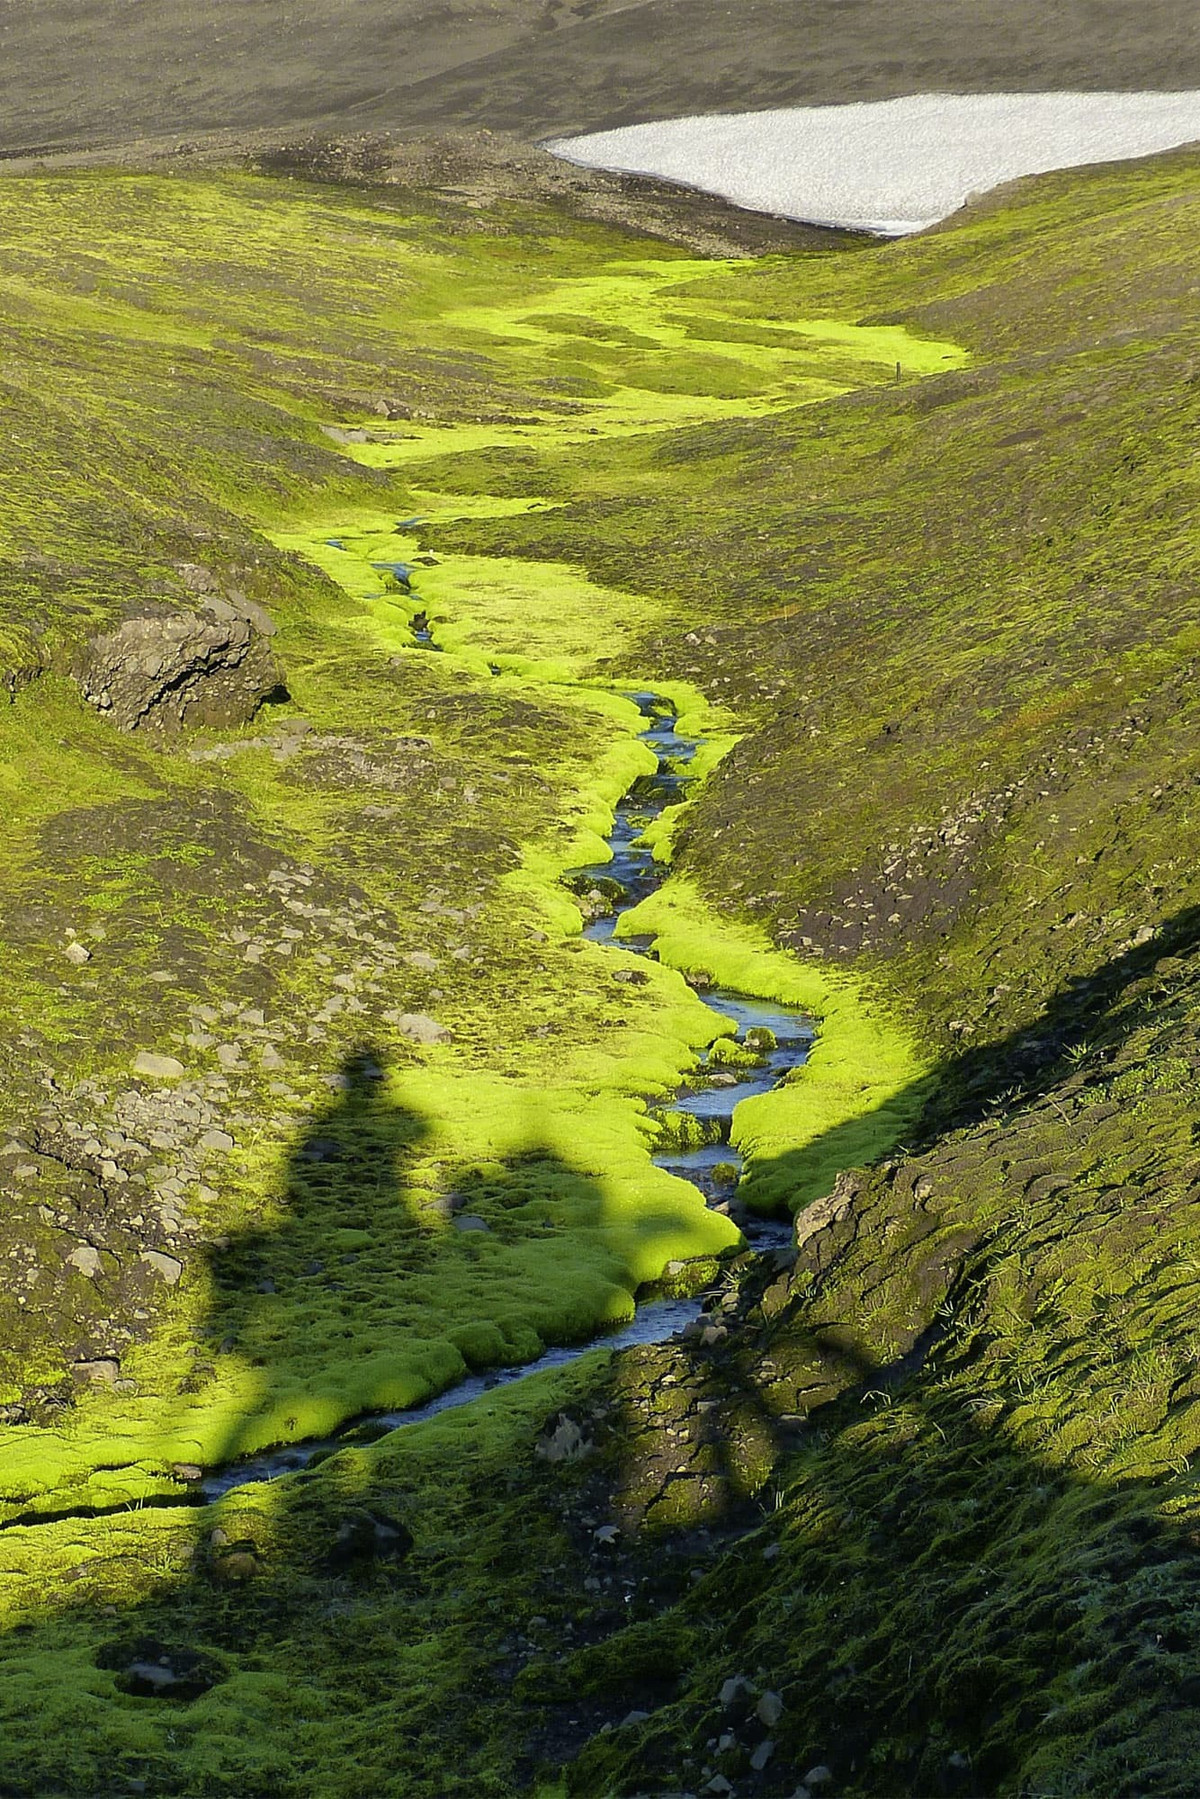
[140,1251,184,1284]
[385,1010,452,1044]
[132,1052,186,1081]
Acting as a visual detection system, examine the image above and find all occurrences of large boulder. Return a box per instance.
[73,601,284,734]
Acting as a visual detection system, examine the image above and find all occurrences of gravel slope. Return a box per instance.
[0,0,1198,157]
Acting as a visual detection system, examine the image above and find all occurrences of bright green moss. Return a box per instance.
[618,877,931,1210]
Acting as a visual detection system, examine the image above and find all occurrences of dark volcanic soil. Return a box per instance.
[1,0,1198,162]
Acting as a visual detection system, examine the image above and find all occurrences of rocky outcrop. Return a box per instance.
[74,601,283,734]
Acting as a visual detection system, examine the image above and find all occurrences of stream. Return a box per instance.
[200,681,812,1501]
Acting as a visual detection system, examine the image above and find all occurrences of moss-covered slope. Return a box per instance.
[1,143,1199,1799]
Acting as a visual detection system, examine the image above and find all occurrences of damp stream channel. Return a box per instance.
[200,673,813,1500]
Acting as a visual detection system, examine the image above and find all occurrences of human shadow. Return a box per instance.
[0,1039,736,1795]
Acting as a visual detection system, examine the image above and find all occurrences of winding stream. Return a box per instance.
[199,676,812,1500]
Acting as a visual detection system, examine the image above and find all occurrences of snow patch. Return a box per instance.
[546,92,1200,235]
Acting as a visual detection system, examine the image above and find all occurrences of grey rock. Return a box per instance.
[67,1244,103,1278]
[140,1250,183,1285]
[719,1675,756,1708]
[198,1128,234,1153]
[453,1214,490,1233]
[63,940,91,965]
[803,1769,834,1791]
[73,1357,120,1385]
[756,1690,784,1728]
[125,1661,180,1693]
[132,1052,185,1081]
[750,1739,775,1772]
[405,950,440,973]
[385,1010,452,1045]
[793,1179,856,1252]
[75,604,283,734]
[119,1644,220,1699]
[535,1416,592,1464]
[325,1507,413,1571]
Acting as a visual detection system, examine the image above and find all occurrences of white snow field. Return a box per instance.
[545,92,1200,235]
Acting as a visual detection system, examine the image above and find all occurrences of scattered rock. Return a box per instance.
[198,1128,234,1153]
[324,1507,414,1572]
[105,1639,222,1700]
[385,1010,452,1045]
[63,940,91,965]
[719,1674,756,1708]
[208,1538,262,1583]
[301,1137,344,1164]
[67,1244,103,1279]
[535,1415,593,1463]
[140,1250,183,1285]
[73,1357,120,1386]
[750,1738,775,1771]
[803,1767,834,1790]
[452,1214,490,1232]
[756,1690,783,1727]
[132,1052,185,1081]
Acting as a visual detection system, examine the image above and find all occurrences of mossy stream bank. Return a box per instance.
[201,685,809,1502]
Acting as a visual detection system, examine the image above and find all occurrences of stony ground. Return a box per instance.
[0,137,1199,1799]
[1,0,1198,156]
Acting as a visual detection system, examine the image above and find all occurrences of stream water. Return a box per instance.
[199,684,811,1500]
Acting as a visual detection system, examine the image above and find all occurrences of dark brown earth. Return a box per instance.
[1,0,1198,165]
